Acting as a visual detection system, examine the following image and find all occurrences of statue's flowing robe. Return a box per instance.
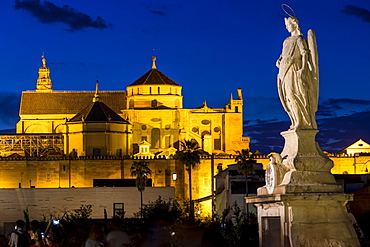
[277,35,318,130]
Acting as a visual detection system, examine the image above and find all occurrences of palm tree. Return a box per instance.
[235,149,256,177]
[176,139,201,220]
[130,160,152,218]
[234,149,256,214]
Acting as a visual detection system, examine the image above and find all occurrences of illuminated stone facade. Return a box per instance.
[0,56,250,217]
[16,56,249,155]
[340,139,370,156]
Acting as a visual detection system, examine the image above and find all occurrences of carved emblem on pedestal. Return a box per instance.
[266,162,276,194]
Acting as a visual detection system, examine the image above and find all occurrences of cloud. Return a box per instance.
[317,98,370,118]
[0,92,20,129]
[243,97,370,154]
[342,5,370,23]
[149,10,167,16]
[14,0,112,31]
[254,119,280,125]
[146,3,168,16]
[50,62,85,67]
[244,97,288,123]
[325,98,370,105]
[245,110,370,154]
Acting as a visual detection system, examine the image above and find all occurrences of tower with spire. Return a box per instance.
[226,88,243,113]
[36,54,53,92]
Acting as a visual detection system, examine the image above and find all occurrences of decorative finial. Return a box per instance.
[93,79,100,102]
[36,53,53,91]
[152,56,157,69]
[41,53,47,68]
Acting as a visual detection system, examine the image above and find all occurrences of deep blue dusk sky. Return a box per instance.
[1,0,370,152]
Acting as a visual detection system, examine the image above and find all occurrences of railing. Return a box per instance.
[0,134,64,157]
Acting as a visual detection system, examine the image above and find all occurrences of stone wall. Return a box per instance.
[0,187,174,235]
[0,156,240,218]
[254,155,370,175]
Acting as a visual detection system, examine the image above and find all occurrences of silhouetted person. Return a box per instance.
[9,219,31,247]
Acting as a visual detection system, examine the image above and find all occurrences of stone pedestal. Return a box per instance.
[261,130,343,195]
[247,193,359,247]
[246,129,360,246]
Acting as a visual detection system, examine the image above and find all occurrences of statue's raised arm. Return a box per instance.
[277,17,318,130]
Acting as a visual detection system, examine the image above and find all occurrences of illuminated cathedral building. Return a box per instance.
[0,55,251,222]
[15,55,249,157]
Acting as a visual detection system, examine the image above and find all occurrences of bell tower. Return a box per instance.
[36,54,53,92]
[226,88,243,113]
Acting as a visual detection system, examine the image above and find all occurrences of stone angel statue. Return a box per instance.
[276,16,319,130]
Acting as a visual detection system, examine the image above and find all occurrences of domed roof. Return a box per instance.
[128,57,180,86]
[68,100,129,123]
[69,81,129,123]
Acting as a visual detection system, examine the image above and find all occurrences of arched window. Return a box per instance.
[129,100,134,109]
[201,130,210,136]
[25,124,48,133]
[165,135,171,148]
[151,128,160,148]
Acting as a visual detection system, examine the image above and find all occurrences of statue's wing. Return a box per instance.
[307,29,318,79]
[307,29,319,111]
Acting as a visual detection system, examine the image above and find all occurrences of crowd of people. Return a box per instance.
[6,219,131,247]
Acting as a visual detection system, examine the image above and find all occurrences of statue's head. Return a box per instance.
[284,17,301,35]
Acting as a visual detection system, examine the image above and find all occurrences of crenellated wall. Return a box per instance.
[254,154,370,175]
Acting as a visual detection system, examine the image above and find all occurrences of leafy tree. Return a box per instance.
[175,140,201,220]
[131,160,152,218]
[63,204,92,223]
[141,196,183,223]
[220,202,258,247]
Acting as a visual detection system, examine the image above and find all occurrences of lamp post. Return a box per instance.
[353,154,370,174]
[363,160,370,173]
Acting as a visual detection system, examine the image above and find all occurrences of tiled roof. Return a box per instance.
[19,91,126,115]
[68,101,129,123]
[129,69,180,86]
